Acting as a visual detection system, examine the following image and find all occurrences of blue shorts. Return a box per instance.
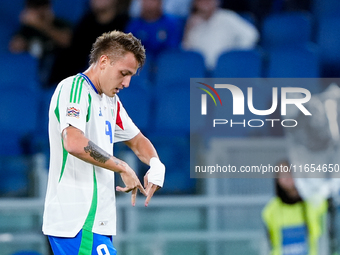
[48,229,117,255]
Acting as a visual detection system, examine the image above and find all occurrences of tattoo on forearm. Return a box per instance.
[113,158,124,166]
[84,141,111,164]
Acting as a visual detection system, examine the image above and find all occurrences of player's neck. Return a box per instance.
[83,66,102,95]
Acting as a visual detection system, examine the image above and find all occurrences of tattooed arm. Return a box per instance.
[62,125,146,204]
[62,125,125,172]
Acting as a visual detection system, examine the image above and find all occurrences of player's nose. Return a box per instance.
[122,76,132,88]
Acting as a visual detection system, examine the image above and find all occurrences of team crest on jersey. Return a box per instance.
[66,107,80,118]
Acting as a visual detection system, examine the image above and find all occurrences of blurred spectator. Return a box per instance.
[182,0,259,71]
[125,0,183,61]
[9,0,72,88]
[129,0,193,18]
[262,160,328,255]
[49,0,129,86]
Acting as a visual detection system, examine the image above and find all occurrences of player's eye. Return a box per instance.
[121,72,128,77]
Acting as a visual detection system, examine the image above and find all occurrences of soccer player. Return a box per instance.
[42,30,165,254]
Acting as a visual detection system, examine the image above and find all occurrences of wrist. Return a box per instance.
[112,157,128,174]
[148,157,165,187]
[149,157,161,166]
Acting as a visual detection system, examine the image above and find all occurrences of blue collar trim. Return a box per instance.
[79,73,98,94]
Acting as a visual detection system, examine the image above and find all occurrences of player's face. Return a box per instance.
[99,52,139,97]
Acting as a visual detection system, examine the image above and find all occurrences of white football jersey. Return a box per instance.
[43,73,139,237]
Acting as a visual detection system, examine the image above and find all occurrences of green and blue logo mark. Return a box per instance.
[197,82,222,115]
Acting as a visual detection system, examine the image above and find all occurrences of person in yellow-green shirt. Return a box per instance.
[262,160,328,255]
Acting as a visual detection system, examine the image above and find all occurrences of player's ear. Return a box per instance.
[99,55,108,70]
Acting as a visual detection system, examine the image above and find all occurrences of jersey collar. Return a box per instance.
[79,73,99,94]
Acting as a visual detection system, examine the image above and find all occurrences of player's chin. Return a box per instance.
[105,91,116,97]
[111,89,119,96]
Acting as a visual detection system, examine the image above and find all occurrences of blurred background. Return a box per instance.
[1,0,340,254]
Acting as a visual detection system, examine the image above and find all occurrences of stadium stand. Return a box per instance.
[317,15,340,77]
[266,44,321,80]
[212,48,263,78]
[1,1,340,254]
[154,49,206,90]
[0,53,39,86]
[261,11,313,49]
[52,0,89,25]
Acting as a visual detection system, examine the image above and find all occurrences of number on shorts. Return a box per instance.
[97,244,110,255]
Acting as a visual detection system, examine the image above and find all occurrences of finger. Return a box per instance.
[131,187,137,206]
[145,184,159,207]
[145,185,157,207]
[145,182,153,195]
[138,183,147,197]
[143,174,149,189]
[116,186,133,193]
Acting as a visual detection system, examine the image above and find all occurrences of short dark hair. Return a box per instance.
[89,30,146,68]
[26,0,50,8]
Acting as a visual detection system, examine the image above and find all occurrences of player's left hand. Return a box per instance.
[144,173,161,207]
[143,157,165,207]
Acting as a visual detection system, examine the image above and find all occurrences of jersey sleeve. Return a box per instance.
[56,75,89,134]
[114,97,140,143]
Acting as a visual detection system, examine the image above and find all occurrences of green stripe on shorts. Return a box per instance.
[78,229,94,255]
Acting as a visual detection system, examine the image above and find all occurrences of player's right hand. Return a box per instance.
[116,165,147,206]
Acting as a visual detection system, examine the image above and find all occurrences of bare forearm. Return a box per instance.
[62,126,127,173]
[83,140,127,170]
[124,132,158,165]
[62,126,147,201]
